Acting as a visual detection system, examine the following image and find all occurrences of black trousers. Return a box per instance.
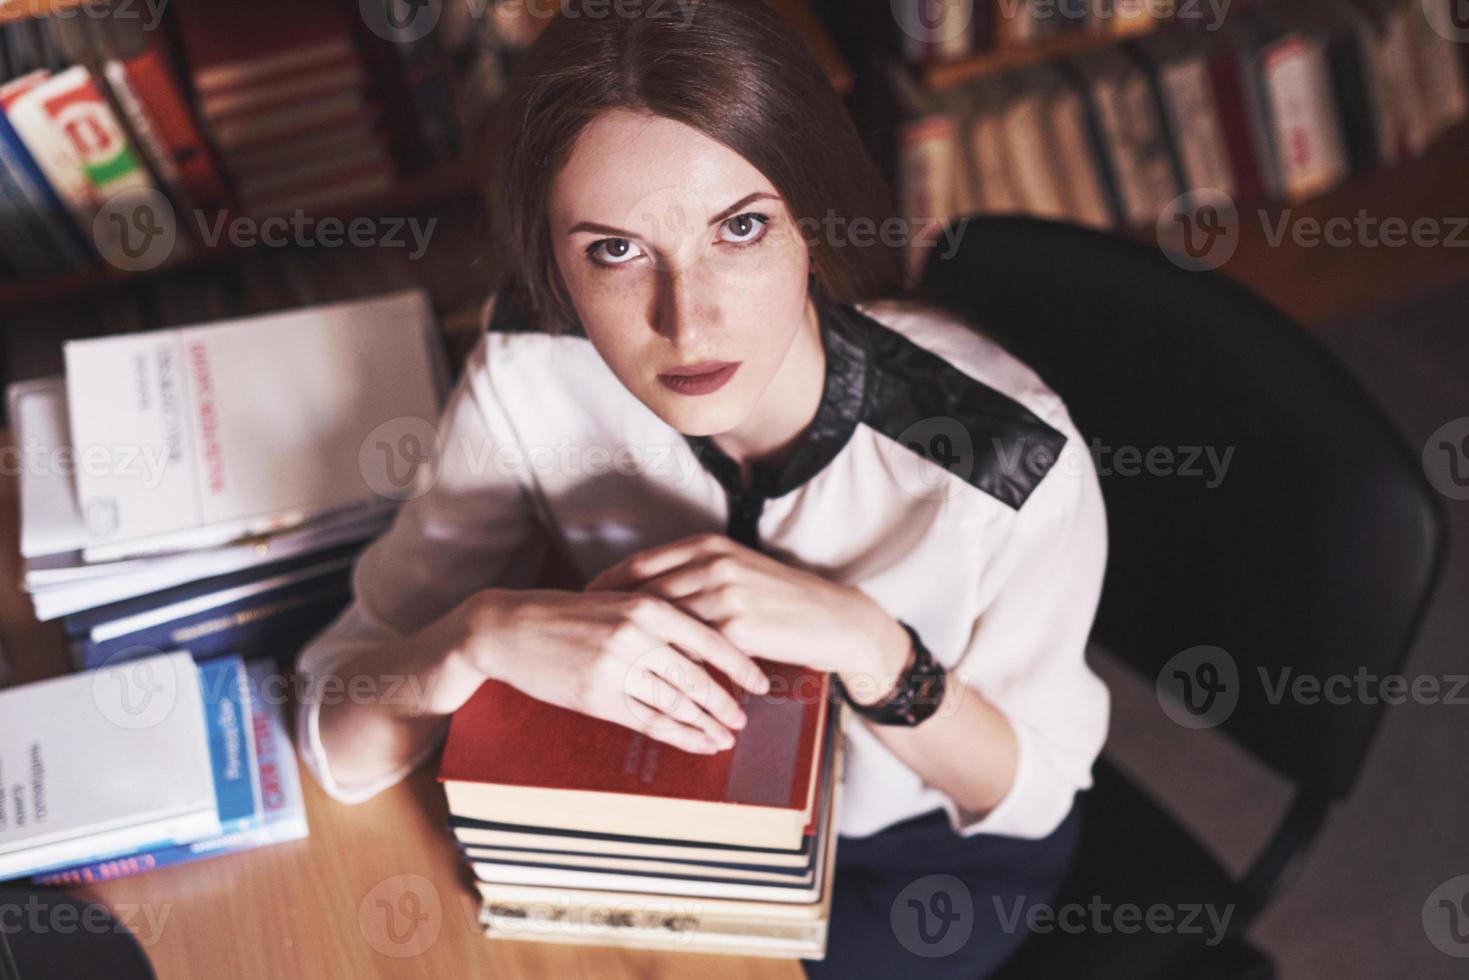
[801,802,1083,979]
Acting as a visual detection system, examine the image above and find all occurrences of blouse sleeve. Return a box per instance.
[294,332,548,804]
[941,418,1111,839]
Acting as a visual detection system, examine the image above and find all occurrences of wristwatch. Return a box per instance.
[834,622,947,726]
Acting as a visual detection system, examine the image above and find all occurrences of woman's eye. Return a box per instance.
[719,213,770,247]
[588,238,643,267]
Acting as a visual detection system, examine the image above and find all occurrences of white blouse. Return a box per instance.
[295,295,1110,841]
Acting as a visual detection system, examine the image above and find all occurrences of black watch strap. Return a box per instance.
[834,622,946,726]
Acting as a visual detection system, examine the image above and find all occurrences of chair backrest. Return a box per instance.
[919,217,1447,802]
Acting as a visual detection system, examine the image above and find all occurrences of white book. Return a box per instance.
[63,291,445,563]
[1261,36,1348,202]
[0,651,219,880]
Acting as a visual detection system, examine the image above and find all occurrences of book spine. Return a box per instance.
[0,104,93,272]
[0,123,69,277]
[69,580,351,670]
[384,24,459,168]
[115,49,231,210]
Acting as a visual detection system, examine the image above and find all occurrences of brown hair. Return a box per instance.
[485,0,907,334]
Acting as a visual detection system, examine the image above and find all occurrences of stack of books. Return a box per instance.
[1,650,307,883]
[439,664,844,959]
[9,290,448,672]
[171,0,398,217]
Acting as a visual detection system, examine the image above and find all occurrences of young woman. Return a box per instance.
[296,1,1109,975]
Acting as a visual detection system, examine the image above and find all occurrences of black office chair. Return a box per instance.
[918,217,1449,979]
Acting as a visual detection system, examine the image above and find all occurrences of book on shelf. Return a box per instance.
[34,656,310,886]
[892,0,1469,235]
[0,650,220,882]
[61,289,447,563]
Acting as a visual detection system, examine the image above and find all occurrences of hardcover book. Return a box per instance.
[441,662,832,850]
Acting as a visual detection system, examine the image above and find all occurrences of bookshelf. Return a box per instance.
[0,0,851,318]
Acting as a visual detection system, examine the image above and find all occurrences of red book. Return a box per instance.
[439,661,831,851]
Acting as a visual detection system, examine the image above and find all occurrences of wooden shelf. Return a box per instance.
[0,157,481,316]
[923,29,1143,90]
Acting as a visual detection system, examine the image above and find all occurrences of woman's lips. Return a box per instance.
[657,361,741,396]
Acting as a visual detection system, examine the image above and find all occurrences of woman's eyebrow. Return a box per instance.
[568,191,779,237]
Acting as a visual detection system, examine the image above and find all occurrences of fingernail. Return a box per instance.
[732,712,748,729]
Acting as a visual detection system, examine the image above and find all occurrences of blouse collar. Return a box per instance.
[683,295,870,500]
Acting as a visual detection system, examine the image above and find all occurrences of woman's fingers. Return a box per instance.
[627,595,770,696]
[620,687,726,754]
[640,644,747,732]
[625,667,737,749]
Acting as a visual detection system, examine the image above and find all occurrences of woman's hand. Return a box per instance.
[446,587,772,755]
[585,533,912,697]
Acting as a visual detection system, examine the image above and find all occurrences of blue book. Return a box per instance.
[34,658,309,885]
[64,545,358,670]
[0,107,94,271]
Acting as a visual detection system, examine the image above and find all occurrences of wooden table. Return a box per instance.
[0,447,800,980]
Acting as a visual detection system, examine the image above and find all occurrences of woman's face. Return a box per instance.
[548,109,814,437]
